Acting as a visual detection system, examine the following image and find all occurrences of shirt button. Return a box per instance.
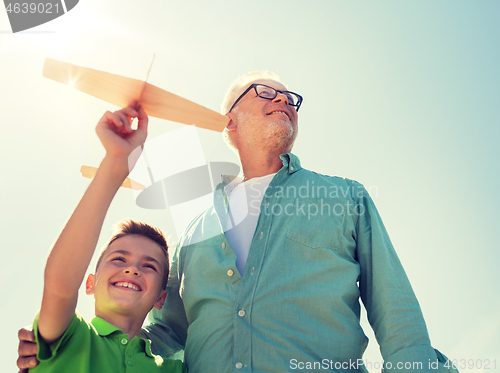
[222,242,226,249]
[266,202,269,208]
[227,269,234,277]
[290,166,294,171]
[120,338,127,345]
[260,232,263,239]
[238,309,245,317]
[235,362,243,369]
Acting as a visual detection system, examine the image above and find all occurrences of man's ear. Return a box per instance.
[86,274,96,295]
[225,112,237,131]
[153,290,168,310]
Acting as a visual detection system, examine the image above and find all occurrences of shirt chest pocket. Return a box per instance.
[285,209,345,251]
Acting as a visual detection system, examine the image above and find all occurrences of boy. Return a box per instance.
[30,104,186,372]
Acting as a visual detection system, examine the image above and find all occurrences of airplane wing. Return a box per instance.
[43,58,229,132]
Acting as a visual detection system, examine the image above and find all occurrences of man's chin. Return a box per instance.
[268,124,296,152]
[268,119,294,134]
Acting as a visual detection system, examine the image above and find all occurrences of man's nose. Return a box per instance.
[272,92,290,105]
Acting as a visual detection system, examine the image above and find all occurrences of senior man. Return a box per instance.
[18,72,457,372]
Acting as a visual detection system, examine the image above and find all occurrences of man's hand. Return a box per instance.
[17,327,38,373]
[96,103,149,161]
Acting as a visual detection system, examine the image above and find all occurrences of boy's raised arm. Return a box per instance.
[37,104,148,345]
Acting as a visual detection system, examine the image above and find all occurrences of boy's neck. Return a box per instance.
[95,311,146,339]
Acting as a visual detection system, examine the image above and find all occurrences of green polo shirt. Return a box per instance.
[31,312,187,373]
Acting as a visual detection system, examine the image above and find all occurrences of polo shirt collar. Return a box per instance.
[91,317,155,358]
[91,317,121,336]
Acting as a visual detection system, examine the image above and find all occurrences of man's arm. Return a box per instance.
[37,105,148,344]
[355,182,458,372]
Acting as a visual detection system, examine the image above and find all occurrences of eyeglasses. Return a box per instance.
[229,84,303,113]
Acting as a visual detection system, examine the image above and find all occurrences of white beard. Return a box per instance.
[236,111,296,152]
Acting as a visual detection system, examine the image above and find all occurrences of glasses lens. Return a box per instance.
[255,85,302,109]
[285,92,300,106]
[256,85,276,99]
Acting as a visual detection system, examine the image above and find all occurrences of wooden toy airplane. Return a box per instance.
[43,58,229,190]
[43,58,229,132]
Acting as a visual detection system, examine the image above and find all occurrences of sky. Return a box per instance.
[1,1,499,372]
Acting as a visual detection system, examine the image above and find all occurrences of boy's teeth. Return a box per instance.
[115,282,139,291]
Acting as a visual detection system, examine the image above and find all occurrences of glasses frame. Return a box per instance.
[228,84,303,113]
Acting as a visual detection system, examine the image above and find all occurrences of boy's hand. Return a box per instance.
[96,103,149,160]
[17,327,38,372]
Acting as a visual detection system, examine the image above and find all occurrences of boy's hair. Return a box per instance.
[95,220,170,289]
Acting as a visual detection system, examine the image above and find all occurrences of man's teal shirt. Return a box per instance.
[144,153,456,373]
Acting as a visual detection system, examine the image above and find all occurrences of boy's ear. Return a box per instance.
[85,274,96,295]
[153,290,168,310]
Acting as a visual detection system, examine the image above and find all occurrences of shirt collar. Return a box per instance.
[91,317,155,358]
[91,317,122,337]
[279,153,302,175]
[219,153,301,189]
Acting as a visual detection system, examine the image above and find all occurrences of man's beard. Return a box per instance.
[236,111,296,152]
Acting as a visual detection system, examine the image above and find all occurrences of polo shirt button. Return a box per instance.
[222,242,226,249]
[260,232,263,239]
[238,309,245,317]
[290,166,294,171]
[235,362,243,369]
[120,338,127,345]
[227,269,234,277]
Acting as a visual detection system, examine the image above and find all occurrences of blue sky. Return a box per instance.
[1,1,499,371]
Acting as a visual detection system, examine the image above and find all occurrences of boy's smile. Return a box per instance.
[113,281,141,291]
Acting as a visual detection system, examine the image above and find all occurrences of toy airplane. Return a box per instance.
[43,58,230,190]
[43,58,229,132]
